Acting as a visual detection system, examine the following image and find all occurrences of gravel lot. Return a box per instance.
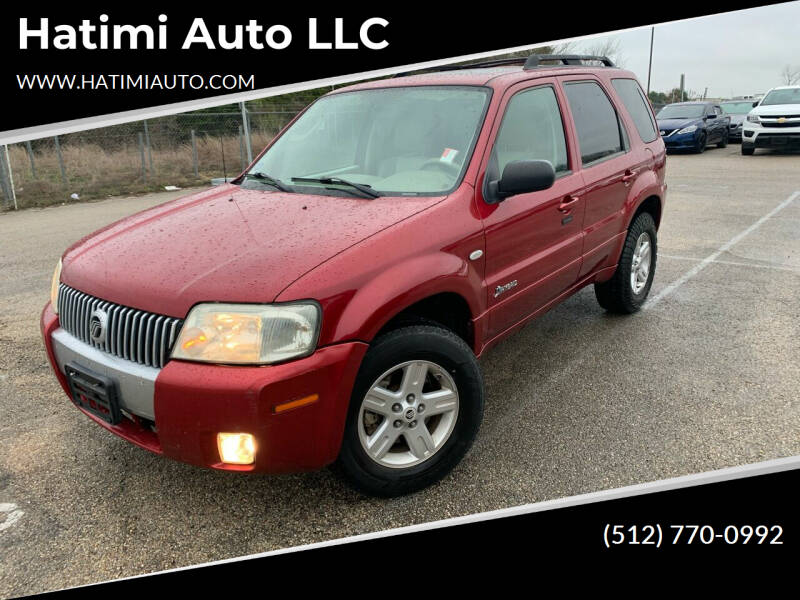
[1,148,799,596]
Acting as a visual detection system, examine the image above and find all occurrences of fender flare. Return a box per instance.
[624,169,662,230]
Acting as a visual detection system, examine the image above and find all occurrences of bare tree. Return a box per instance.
[781,65,800,86]
[498,42,577,59]
[581,37,624,67]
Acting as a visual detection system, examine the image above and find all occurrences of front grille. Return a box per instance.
[57,283,183,368]
[761,121,800,128]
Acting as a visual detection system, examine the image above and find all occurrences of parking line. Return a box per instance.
[658,253,800,274]
[646,190,800,308]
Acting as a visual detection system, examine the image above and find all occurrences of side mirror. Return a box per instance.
[752,101,760,108]
[706,113,716,119]
[486,160,556,203]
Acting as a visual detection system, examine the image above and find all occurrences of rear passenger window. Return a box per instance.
[564,81,628,165]
[611,78,658,143]
[491,86,569,176]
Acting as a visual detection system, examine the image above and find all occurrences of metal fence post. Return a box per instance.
[191,129,199,177]
[0,145,17,209]
[138,132,147,182]
[54,136,67,186]
[25,141,37,178]
[144,121,154,174]
[240,102,253,165]
[238,124,245,171]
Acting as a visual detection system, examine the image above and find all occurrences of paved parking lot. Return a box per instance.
[1,147,799,596]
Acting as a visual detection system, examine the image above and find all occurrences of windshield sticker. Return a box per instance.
[440,148,459,163]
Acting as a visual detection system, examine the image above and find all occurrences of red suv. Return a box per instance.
[42,55,666,496]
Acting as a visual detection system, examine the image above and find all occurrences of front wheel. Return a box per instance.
[694,132,707,153]
[337,324,484,496]
[741,144,755,155]
[595,212,657,313]
[717,131,729,148]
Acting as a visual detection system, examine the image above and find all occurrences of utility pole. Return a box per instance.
[679,74,685,102]
[646,27,654,95]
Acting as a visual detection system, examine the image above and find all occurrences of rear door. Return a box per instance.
[559,76,636,277]
[479,79,585,339]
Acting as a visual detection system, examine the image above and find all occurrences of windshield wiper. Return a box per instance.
[243,171,294,192]
[291,176,381,199]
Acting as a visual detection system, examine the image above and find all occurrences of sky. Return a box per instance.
[562,1,800,99]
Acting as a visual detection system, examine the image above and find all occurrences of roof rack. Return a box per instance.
[391,54,615,78]
[523,54,615,68]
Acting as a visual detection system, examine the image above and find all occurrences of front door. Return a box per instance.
[480,81,585,339]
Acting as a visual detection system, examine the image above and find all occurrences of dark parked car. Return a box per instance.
[656,101,730,152]
[720,100,755,142]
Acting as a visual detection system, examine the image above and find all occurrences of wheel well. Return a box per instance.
[632,195,662,229]
[377,293,474,349]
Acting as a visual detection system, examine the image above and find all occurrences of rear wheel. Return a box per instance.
[337,324,484,496]
[595,212,657,314]
[717,131,729,148]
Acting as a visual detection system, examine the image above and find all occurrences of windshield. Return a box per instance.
[246,86,491,196]
[720,101,754,114]
[656,104,706,119]
[760,88,800,106]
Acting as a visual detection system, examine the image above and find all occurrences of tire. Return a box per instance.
[717,131,728,148]
[741,144,755,155]
[694,132,707,153]
[595,212,657,314]
[337,324,484,496]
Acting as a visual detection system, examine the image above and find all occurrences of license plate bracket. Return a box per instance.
[65,362,122,425]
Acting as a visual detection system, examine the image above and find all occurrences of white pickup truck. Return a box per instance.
[742,86,800,155]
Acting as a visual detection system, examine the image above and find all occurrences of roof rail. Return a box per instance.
[390,54,615,78]
[524,54,615,68]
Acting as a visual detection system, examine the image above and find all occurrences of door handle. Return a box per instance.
[558,195,579,212]
[622,169,637,184]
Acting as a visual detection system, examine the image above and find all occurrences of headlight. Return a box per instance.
[172,302,321,365]
[747,114,760,123]
[50,258,62,314]
[677,125,698,134]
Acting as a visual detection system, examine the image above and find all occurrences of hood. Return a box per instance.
[727,114,746,125]
[656,117,702,131]
[752,103,800,116]
[62,185,444,317]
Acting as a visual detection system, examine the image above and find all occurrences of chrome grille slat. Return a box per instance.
[56,283,182,369]
[152,316,164,369]
[143,314,154,366]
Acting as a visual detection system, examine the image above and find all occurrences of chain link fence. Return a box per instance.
[0,101,309,210]
[0,90,672,211]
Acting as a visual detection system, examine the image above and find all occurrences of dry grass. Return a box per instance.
[5,131,274,210]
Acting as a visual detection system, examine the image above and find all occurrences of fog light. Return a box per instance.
[217,433,256,465]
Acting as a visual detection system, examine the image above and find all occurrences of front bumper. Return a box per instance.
[41,303,368,473]
[743,124,800,148]
[661,130,701,149]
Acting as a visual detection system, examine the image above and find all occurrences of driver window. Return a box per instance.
[491,86,569,179]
